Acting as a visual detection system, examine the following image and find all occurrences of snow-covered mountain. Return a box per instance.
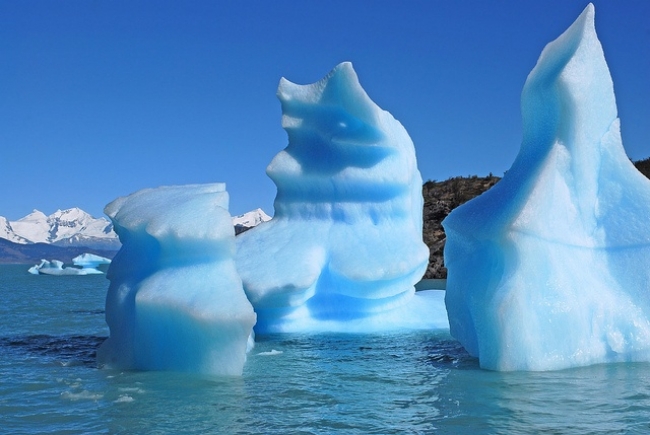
[1,207,272,248]
[0,208,121,249]
[0,215,30,243]
[233,208,272,234]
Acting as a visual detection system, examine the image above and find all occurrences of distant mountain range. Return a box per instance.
[0,207,272,264]
[0,207,120,250]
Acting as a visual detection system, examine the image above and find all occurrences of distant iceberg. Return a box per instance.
[236,62,447,333]
[443,4,650,371]
[97,184,256,376]
[28,254,112,275]
[72,253,112,268]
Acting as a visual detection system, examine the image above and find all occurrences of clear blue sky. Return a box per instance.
[1,1,648,220]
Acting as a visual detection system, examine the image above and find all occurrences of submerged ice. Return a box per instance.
[443,4,650,371]
[236,62,447,333]
[97,184,256,375]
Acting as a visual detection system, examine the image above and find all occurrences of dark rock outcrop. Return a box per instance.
[635,157,650,179]
[422,175,501,279]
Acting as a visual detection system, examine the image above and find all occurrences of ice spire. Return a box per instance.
[443,4,650,371]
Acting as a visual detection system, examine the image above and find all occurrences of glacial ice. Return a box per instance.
[97,184,256,375]
[72,253,112,268]
[443,4,650,371]
[28,257,107,275]
[236,62,447,333]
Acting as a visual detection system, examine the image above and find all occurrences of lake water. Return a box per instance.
[2,264,650,434]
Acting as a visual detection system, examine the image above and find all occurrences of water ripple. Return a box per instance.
[0,334,106,368]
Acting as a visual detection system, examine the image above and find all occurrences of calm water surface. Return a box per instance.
[1,264,650,434]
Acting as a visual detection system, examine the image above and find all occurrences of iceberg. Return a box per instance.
[97,184,256,375]
[443,4,650,371]
[72,253,112,269]
[27,257,106,275]
[236,62,447,333]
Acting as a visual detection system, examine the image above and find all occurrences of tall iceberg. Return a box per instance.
[97,184,256,375]
[236,62,447,333]
[443,4,650,371]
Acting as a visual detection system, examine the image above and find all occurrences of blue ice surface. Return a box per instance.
[236,62,448,334]
[72,253,112,269]
[97,184,256,375]
[443,4,650,371]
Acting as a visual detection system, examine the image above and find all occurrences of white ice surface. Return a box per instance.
[97,184,256,375]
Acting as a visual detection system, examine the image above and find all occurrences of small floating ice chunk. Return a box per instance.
[114,395,135,403]
[60,390,103,401]
[257,349,283,356]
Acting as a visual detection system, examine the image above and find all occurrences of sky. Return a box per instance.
[1,0,648,221]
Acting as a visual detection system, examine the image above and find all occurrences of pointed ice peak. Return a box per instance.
[278,62,365,105]
[530,3,596,74]
[522,3,616,155]
[277,62,382,136]
[442,3,650,371]
[557,3,595,43]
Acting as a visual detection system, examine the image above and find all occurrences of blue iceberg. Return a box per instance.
[28,254,111,275]
[443,4,650,371]
[97,184,256,375]
[72,253,112,269]
[236,62,447,333]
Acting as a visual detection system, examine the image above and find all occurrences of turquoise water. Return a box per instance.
[2,264,650,434]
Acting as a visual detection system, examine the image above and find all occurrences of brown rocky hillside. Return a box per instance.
[635,157,650,178]
[422,175,500,279]
[422,157,650,279]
